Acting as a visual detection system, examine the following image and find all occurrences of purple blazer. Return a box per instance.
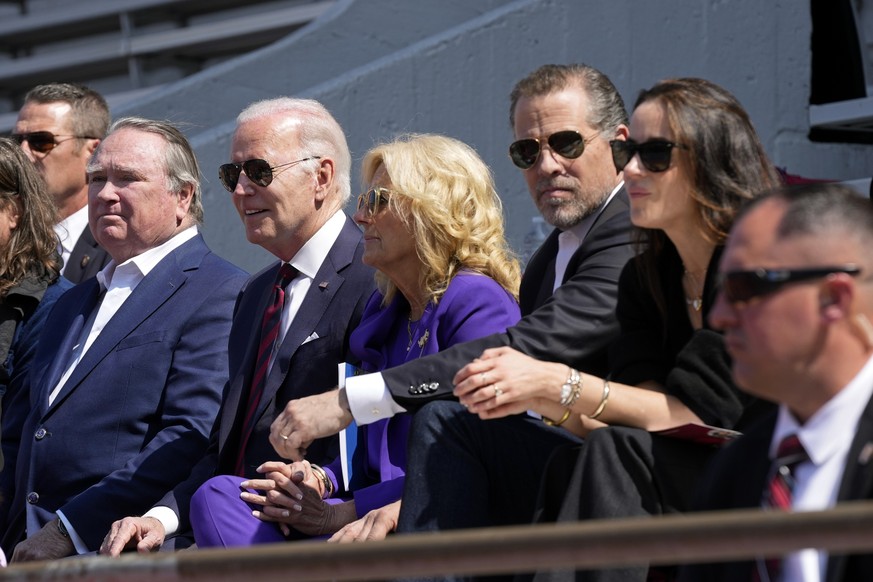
[325,271,520,517]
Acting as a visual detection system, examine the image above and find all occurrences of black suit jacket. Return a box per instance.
[157,215,375,534]
[678,393,873,581]
[382,187,635,408]
[63,225,111,284]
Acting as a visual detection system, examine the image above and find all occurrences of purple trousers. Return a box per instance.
[190,475,286,548]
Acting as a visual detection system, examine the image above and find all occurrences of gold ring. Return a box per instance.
[280,434,289,441]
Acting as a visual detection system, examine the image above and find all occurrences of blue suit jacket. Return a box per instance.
[0,234,247,552]
[156,215,375,535]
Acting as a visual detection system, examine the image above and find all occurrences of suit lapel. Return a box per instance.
[44,239,197,415]
[519,229,558,315]
[36,279,103,417]
[217,266,278,451]
[827,392,873,581]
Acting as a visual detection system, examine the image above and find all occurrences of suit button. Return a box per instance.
[34,428,47,440]
[26,492,39,504]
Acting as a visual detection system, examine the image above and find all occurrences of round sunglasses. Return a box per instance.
[508,130,596,170]
[610,139,687,173]
[12,131,98,154]
[218,156,320,192]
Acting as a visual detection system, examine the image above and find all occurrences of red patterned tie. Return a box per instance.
[755,434,808,581]
[235,263,297,476]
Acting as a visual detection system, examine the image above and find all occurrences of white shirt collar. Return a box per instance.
[772,354,873,466]
[54,204,90,250]
[286,211,346,279]
[97,226,199,290]
[561,180,624,242]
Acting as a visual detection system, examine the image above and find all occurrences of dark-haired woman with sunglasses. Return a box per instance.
[190,134,521,546]
[0,139,73,555]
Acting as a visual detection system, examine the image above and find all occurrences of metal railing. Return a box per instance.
[3,501,873,581]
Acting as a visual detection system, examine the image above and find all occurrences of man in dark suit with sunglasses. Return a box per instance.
[100,98,374,555]
[267,64,636,534]
[14,83,111,283]
[679,183,873,582]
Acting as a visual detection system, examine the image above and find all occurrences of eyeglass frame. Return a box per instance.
[218,156,321,192]
[508,130,598,170]
[717,265,862,305]
[609,139,688,173]
[11,131,99,154]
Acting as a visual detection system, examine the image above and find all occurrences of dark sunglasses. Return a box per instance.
[12,131,97,154]
[610,139,687,173]
[719,265,861,304]
[509,130,594,170]
[218,156,320,192]
[356,187,391,215]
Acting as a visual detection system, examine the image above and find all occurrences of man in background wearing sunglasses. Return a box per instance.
[100,98,374,555]
[13,83,112,283]
[269,64,636,528]
[679,183,873,581]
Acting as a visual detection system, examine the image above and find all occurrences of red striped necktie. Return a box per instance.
[755,433,808,581]
[235,263,297,476]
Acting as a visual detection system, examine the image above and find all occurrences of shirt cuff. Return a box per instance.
[345,372,406,425]
[56,510,89,555]
[143,506,179,537]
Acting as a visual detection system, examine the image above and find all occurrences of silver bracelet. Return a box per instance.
[559,368,582,407]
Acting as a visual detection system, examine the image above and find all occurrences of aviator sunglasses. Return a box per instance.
[718,265,861,304]
[218,156,321,192]
[12,131,98,154]
[356,187,392,215]
[508,130,595,170]
[610,139,687,173]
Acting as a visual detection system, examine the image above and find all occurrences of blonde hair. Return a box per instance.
[361,134,520,305]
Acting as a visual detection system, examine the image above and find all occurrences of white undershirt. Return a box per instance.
[768,354,873,582]
[53,205,90,276]
[346,182,624,426]
[144,210,346,538]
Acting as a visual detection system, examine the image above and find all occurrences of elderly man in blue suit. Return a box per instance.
[0,117,248,561]
[99,98,374,554]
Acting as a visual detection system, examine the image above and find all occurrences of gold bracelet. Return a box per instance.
[543,408,572,427]
[589,379,610,420]
[310,464,334,499]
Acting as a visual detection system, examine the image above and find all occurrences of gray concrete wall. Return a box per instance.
[115,0,873,274]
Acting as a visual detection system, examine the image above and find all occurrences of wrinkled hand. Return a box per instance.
[241,461,353,537]
[99,516,166,556]
[454,347,564,419]
[328,500,400,543]
[270,389,353,461]
[11,519,75,562]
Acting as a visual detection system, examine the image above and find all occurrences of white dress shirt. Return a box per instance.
[53,205,90,277]
[769,354,873,582]
[346,182,624,426]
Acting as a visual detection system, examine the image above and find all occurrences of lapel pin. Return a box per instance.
[80,255,91,268]
[319,281,329,290]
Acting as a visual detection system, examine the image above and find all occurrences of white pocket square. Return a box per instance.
[302,332,320,344]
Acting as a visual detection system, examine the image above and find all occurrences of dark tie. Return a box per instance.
[755,434,809,581]
[235,263,297,476]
